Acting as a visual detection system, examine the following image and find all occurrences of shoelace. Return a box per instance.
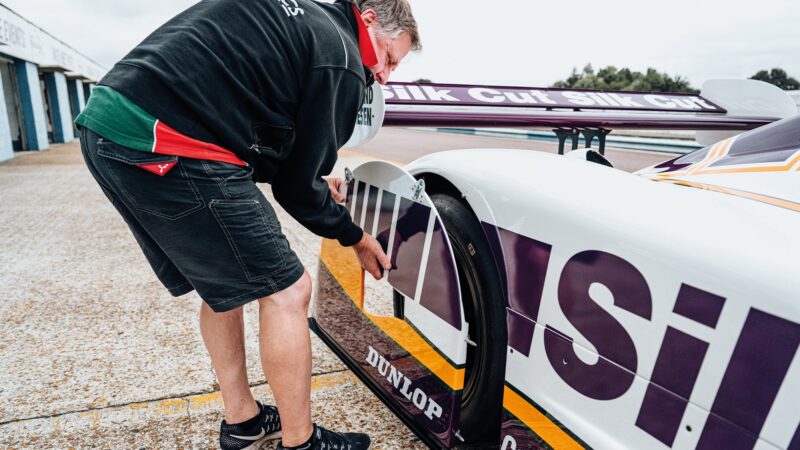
[316,426,352,450]
[264,406,281,434]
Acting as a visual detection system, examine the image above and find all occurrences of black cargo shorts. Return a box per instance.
[79,127,305,312]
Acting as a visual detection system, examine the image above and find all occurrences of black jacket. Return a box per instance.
[100,0,369,246]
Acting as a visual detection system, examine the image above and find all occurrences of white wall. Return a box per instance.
[51,71,75,142]
[0,5,105,81]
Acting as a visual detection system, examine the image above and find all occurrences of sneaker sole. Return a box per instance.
[240,430,282,450]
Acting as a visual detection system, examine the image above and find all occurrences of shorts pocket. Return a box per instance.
[209,199,287,281]
[96,139,204,220]
[200,160,256,199]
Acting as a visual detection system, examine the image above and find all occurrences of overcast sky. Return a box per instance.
[3,0,799,88]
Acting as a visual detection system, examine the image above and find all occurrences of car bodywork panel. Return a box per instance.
[315,82,800,448]
[640,115,800,213]
[406,142,800,449]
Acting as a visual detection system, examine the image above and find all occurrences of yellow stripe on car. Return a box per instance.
[503,386,585,450]
[320,238,465,391]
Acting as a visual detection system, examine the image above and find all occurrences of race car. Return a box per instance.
[309,78,800,449]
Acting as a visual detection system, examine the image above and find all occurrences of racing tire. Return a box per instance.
[430,193,507,445]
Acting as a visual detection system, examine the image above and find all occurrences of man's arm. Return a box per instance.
[271,68,364,247]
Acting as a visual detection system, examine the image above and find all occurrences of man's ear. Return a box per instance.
[360,8,378,27]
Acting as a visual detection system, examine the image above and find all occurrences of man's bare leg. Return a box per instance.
[199,302,259,424]
[258,272,314,447]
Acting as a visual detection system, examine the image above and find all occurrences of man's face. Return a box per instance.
[361,10,413,85]
[369,32,412,85]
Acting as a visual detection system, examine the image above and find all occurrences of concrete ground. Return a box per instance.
[0,129,674,449]
[0,139,418,449]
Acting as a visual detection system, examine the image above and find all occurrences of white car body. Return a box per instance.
[312,79,800,449]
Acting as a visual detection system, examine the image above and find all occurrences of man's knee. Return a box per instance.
[201,300,244,318]
[259,271,312,313]
[291,272,313,306]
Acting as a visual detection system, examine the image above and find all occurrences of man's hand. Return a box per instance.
[353,232,392,280]
[326,177,345,203]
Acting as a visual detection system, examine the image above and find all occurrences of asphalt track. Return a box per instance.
[0,128,678,449]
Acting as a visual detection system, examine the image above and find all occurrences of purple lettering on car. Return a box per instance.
[697,308,800,449]
[673,284,726,328]
[545,251,652,399]
[507,308,536,356]
[635,285,726,443]
[696,413,757,450]
[544,324,636,401]
[499,227,552,324]
[636,327,710,445]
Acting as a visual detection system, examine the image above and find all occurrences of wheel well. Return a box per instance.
[417,171,506,300]
[417,172,465,204]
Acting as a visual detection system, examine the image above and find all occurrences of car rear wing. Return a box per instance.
[345,78,797,154]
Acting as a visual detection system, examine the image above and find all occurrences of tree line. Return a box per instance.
[413,67,798,93]
[549,64,798,93]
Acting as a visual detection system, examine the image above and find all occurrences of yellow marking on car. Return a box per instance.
[661,139,723,177]
[503,386,585,450]
[692,148,800,175]
[668,180,800,212]
[652,140,800,179]
[687,137,734,175]
[320,239,465,391]
[319,235,365,309]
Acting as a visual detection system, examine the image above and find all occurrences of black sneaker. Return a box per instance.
[276,423,370,450]
[219,401,282,450]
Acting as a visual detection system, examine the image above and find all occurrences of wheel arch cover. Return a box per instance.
[311,160,470,448]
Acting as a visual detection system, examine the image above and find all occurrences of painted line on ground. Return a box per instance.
[0,370,353,428]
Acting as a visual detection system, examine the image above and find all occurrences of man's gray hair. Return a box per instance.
[354,0,421,51]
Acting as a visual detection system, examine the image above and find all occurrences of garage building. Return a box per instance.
[0,3,105,162]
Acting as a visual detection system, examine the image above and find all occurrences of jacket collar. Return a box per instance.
[349,4,379,68]
[340,1,377,86]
